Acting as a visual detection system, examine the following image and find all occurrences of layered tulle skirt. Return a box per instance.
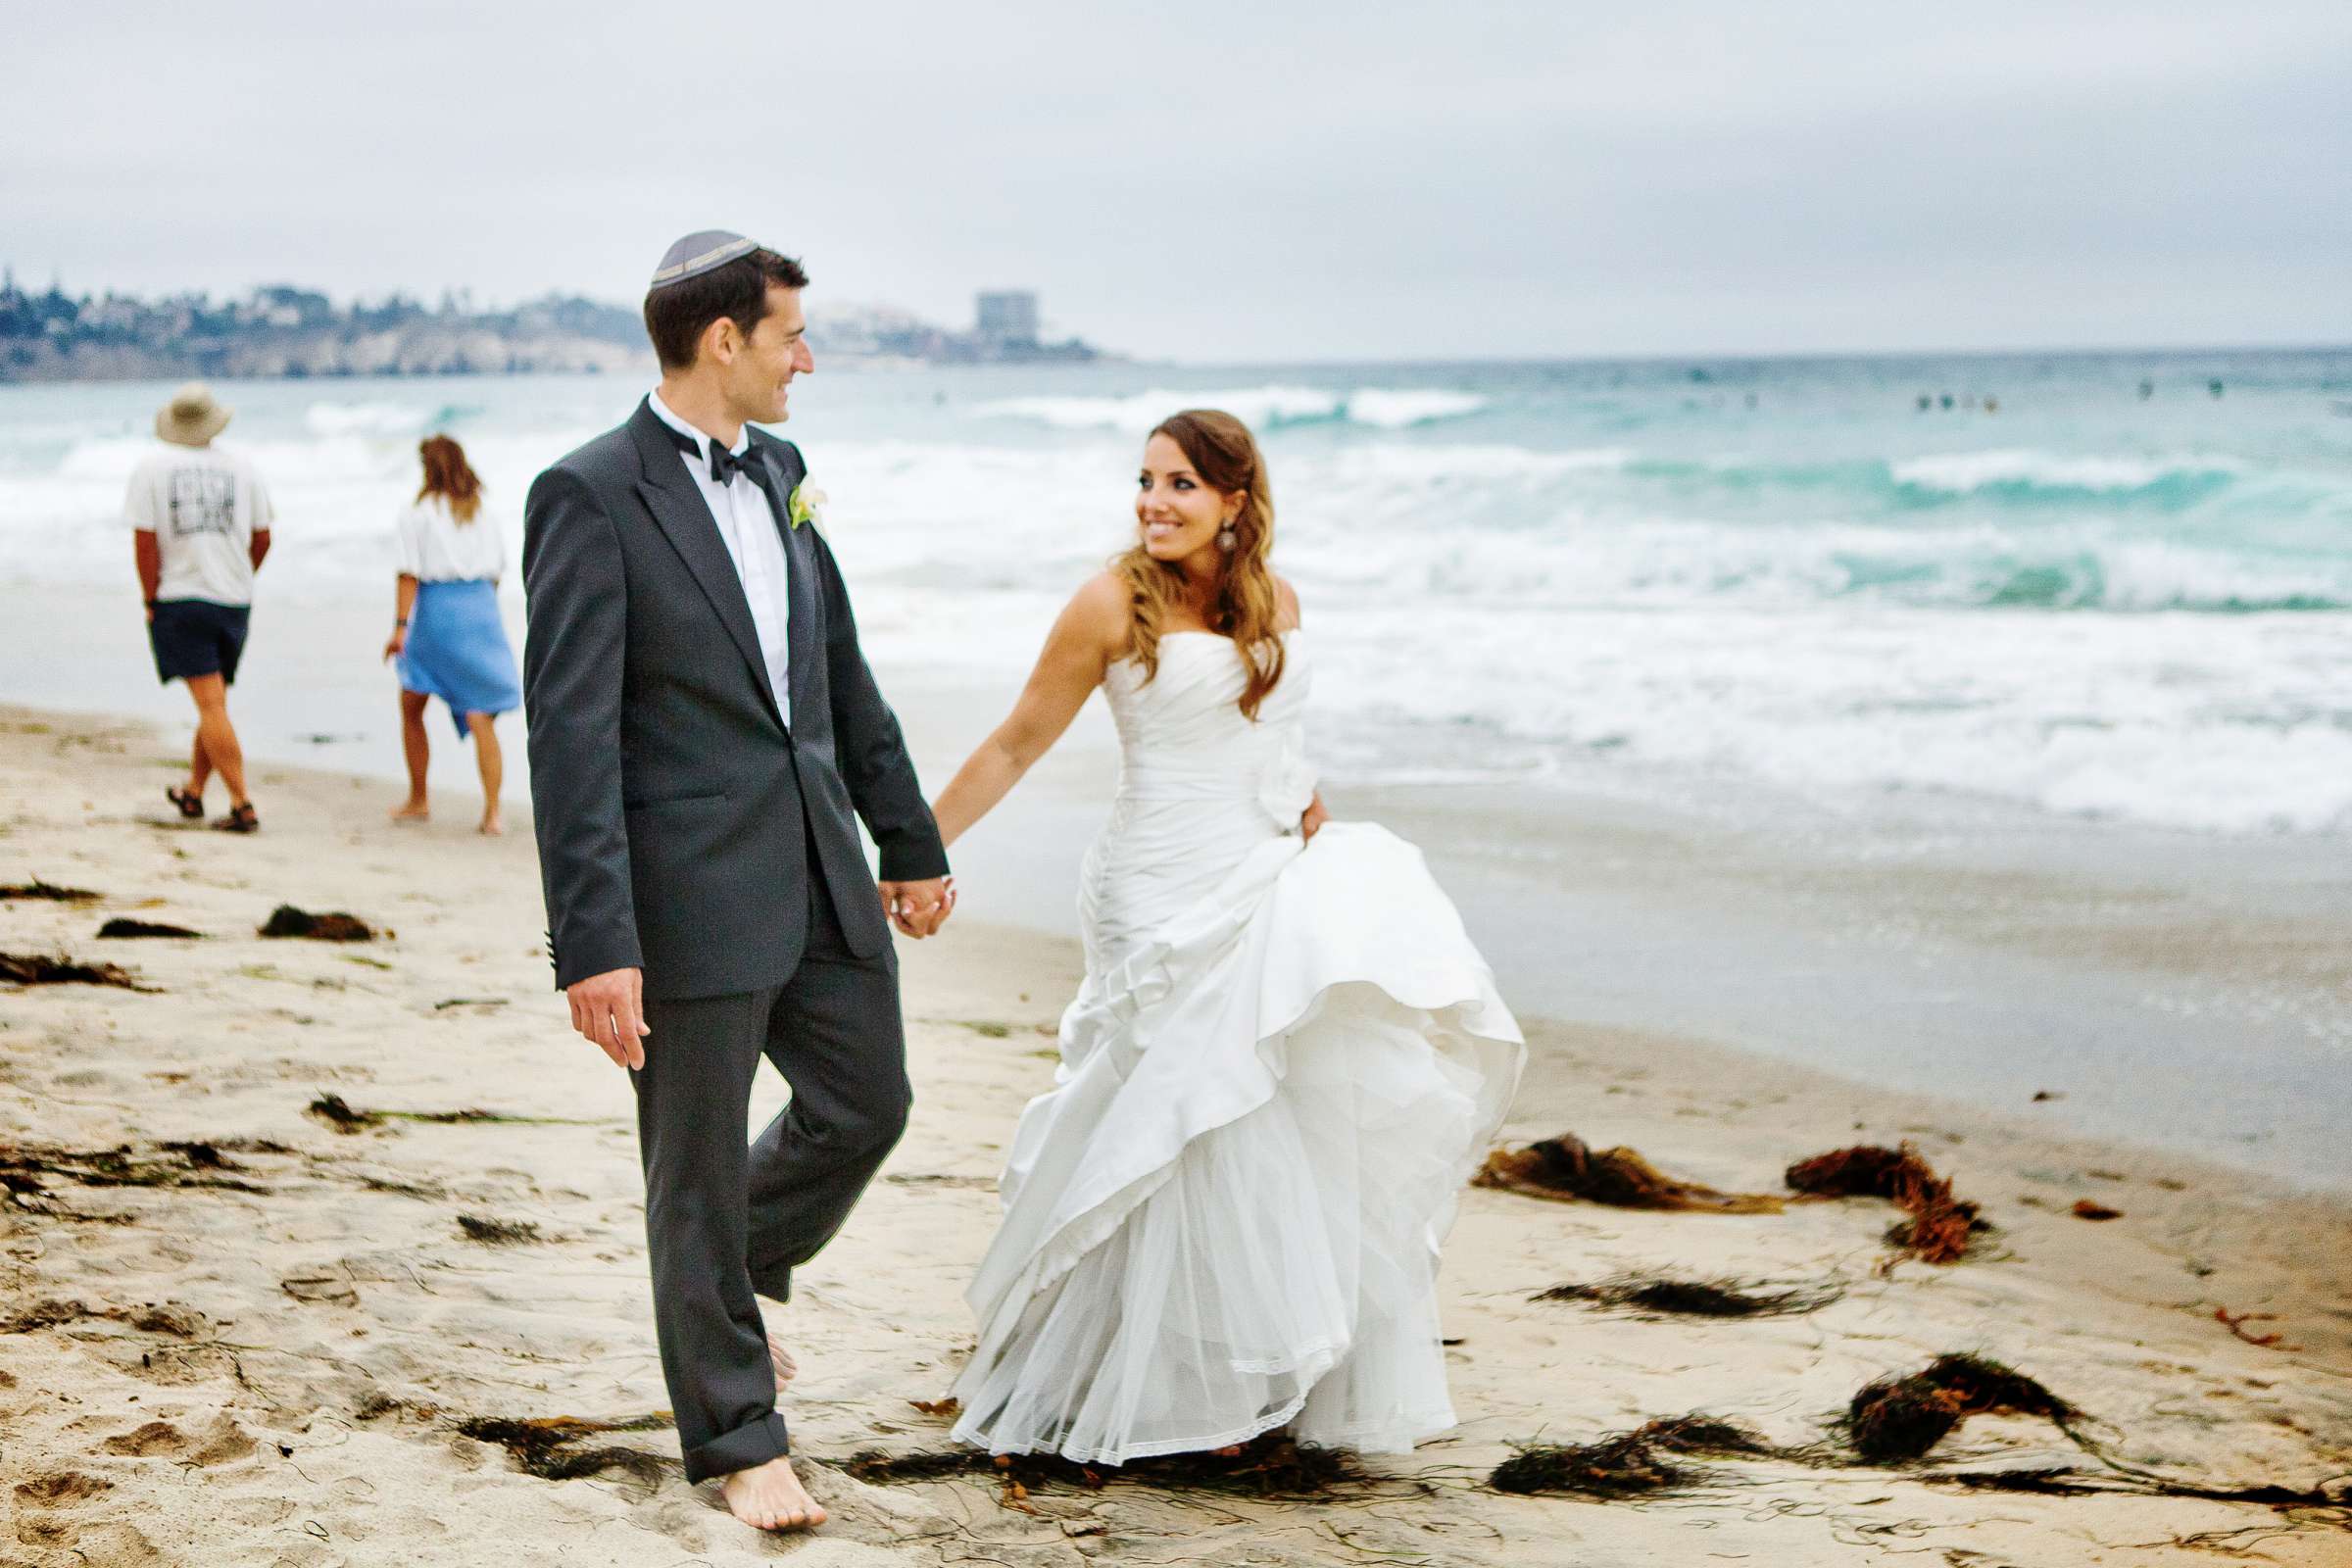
[951,820,1524,1462]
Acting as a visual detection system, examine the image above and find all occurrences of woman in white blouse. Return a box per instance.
[382,434,521,835]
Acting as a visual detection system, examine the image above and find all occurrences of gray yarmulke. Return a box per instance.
[648,230,761,291]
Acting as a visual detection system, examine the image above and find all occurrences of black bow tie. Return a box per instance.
[663,422,760,487]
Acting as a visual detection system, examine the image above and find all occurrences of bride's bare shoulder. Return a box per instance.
[1273,574,1302,632]
[1056,570,1133,655]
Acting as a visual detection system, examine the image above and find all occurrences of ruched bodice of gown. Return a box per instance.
[1081,632,1321,971]
[952,629,1525,1463]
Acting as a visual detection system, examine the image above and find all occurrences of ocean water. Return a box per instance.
[4,347,2349,836]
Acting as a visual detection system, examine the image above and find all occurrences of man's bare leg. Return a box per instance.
[185,728,213,803]
[721,1454,826,1532]
[184,674,249,807]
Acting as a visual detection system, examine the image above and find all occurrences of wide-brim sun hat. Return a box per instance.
[156,382,231,446]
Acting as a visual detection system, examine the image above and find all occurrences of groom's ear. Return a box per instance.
[699,315,739,368]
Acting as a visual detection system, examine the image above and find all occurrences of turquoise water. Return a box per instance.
[4,346,2348,833]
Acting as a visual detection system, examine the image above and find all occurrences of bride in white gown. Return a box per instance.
[928,410,1524,1463]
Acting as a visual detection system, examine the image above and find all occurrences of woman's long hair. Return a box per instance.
[1114,409,1286,719]
[416,433,483,523]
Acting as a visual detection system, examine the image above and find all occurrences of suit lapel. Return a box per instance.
[627,402,787,735]
[752,442,827,730]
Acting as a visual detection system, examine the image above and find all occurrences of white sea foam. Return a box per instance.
[1341,389,1491,428]
[975,386,1333,431]
[972,384,1488,433]
[1288,599,2352,835]
[1890,449,2240,494]
[5,362,2349,838]
[303,400,434,438]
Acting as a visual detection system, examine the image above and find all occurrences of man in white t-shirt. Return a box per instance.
[125,383,274,833]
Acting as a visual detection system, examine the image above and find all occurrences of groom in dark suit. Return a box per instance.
[522,231,953,1531]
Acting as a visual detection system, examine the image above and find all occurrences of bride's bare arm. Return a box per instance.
[1272,576,1324,838]
[932,573,1129,848]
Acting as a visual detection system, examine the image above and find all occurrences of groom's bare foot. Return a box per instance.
[767,1329,798,1391]
[721,1454,825,1532]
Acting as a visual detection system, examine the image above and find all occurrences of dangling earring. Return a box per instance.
[1217,516,1239,552]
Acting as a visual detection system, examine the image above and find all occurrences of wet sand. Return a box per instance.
[3,707,2348,1565]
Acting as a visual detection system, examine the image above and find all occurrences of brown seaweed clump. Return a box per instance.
[849,1431,1383,1500]
[1536,1275,1842,1318]
[1474,1134,1785,1213]
[1490,1416,1771,1497]
[0,879,102,903]
[456,1214,544,1245]
[260,906,377,942]
[305,1092,562,1134]
[0,952,147,990]
[0,1141,266,1199]
[1925,1466,2352,1511]
[1845,1353,2079,1463]
[307,1094,381,1133]
[97,917,202,939]
[454,1413,672,1484]
[1785,1143,1985,1262]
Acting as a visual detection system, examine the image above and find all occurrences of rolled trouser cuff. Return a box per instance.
[682,1409,790,1484]
[749,1254,794,1303]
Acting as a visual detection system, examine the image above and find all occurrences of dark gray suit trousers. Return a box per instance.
[634,844,907,1483]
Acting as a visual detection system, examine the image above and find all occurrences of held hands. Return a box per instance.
[1300,796,1330,841]
[881,875,956,939]
[567,966,649,1070]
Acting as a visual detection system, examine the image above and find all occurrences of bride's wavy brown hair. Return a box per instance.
[1114,409,1287,719]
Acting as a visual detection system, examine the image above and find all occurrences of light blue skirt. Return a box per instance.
[397,579,520,740]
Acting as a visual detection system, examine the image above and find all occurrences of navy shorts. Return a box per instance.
[148,599,251,685]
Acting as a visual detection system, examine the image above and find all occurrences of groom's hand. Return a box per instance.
[567,966,650,1069]
[880,876,955,939]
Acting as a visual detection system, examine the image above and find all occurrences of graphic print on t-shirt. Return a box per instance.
[168,468,237,538]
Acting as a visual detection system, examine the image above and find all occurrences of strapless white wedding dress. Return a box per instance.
[951,631,1525,1463]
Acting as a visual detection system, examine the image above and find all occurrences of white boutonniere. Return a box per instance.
[787,483,827,533]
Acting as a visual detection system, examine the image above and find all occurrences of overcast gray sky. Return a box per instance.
[5,2,2347,362]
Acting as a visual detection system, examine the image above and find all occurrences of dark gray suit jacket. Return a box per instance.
[521,398,948,1002]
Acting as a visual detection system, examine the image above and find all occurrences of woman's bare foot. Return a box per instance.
[389,799,429,823]
[477,810,504,836]
[721,1454,825,1532]
[767,1330,798,1391]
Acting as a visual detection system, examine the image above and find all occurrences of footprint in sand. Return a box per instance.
[97,1413,254,1465]
[102,1420,185,1457]
[14,1470,114,1507]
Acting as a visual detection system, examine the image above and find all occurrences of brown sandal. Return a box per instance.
[166,785,205,819]
[211,802,259,834]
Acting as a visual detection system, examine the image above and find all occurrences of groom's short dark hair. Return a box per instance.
[644,250,810,370]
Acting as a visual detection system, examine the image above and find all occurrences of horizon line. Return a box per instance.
[8,271,2347,371]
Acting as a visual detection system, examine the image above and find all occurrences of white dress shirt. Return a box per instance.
[648,388,793,727]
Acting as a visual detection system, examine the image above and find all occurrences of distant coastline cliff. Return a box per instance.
[0,275,1106,382]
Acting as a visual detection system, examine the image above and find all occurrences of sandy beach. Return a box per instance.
[3,704,2349,1566]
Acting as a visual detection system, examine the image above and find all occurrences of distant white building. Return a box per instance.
[975,290,1040,349]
